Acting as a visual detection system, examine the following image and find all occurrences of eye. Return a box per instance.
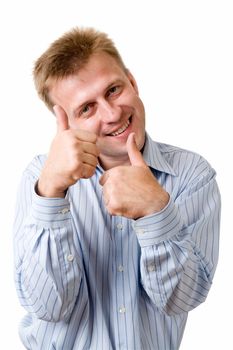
[79,103,94,118]
[82,105,90,114]
[106,85,120,97]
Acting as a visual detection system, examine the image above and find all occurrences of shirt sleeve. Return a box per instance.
[132,160,221,315]
[13,156,83,322]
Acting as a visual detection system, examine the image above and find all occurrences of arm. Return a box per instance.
[13,156,83,322]
[13,106,99,322]
[132,166,220,314]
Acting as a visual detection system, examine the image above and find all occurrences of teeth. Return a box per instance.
[110,120,130,136]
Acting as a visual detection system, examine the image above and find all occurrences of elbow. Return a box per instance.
[16,266,83,323]
[16,283,80,323]
[34,295,77,322]
[143,282,211,316]
[161,284,211,316]
[161,296,207,316]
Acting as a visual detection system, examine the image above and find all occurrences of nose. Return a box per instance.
[98,100,121,123]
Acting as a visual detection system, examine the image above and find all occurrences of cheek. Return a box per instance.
[134,100,145,126]
[70,118,100,134]
[132,94,145,117]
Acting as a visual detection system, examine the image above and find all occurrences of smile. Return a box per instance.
[109,117,131,136]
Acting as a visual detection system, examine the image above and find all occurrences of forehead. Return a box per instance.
[50,52,128,106]
[71,52,127,91]
[80,52,125,75]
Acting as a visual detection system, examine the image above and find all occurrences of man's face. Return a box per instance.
[50,52,146,168]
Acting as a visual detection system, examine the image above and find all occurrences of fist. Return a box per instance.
[99,133,169,219]
[37,105,99,197]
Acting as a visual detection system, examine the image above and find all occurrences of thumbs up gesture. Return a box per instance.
[37,105,99,198]
[100,133,169,219]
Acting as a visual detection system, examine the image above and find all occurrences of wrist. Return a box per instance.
[142,191,170,218]
[36,179,66,198]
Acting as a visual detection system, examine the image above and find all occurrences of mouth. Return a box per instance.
[108,116,132,136]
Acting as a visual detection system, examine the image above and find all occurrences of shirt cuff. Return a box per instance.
[131,197,182,247]
[30,185,71,228]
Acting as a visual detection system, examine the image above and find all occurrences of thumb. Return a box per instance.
[127,133,146,167]
[53,105,69,132]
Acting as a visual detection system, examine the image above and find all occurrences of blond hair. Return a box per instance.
[33,27,127,111]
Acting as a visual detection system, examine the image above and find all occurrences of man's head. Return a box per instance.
[34,27,146,169]
[34,27,127,112]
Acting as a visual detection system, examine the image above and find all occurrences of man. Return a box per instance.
[13,27,221,349]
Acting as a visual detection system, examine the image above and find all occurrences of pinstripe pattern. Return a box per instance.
[13,133,220,349]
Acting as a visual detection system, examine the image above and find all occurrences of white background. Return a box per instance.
[0,1,232,348]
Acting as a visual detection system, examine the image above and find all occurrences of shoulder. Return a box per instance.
[157,141,204,163]
[155,141,216,183]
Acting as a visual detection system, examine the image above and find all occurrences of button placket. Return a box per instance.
[113,218,127,334]
[111,216,132,350]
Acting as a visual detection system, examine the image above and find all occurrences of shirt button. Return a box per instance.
[116,223,123,230]
[119,306,126,314]
[59,207,70,214]
[136,228,145,235]
[67,254,74,262]
[147,264,156,272]
[118,265,124,272]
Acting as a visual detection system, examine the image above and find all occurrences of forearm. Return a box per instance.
[14,166,82,322]
[133,179,220,315]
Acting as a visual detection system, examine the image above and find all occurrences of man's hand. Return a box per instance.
[99,133,169,219]
[37,105,99,198]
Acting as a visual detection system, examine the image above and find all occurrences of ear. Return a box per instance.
[126,70,139,95]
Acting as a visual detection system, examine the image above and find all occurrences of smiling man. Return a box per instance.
[13,27,221,350]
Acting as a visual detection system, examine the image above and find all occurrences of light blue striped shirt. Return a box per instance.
[13,133,221,350]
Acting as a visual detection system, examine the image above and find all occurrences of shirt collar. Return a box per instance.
[142,133,177,176]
